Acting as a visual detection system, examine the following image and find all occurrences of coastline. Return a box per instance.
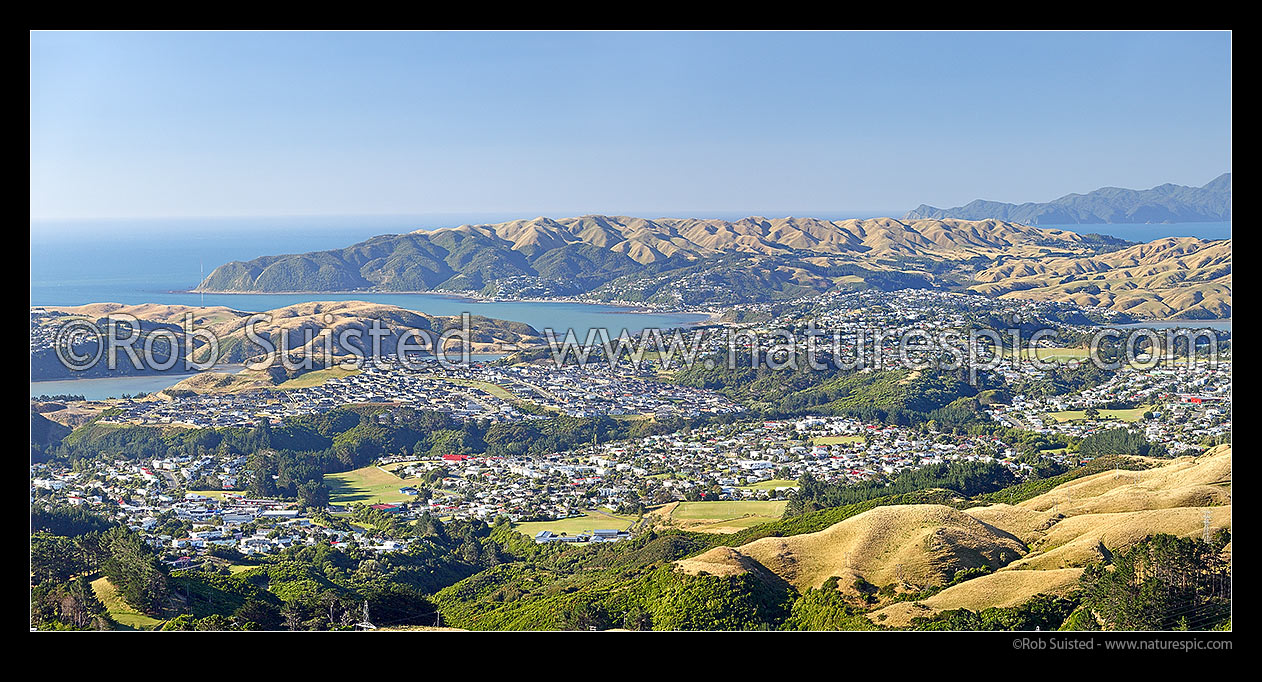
[182,287,720,324]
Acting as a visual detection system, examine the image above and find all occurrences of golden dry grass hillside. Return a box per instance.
[202,301,540,357]
[675,547,768,578]
[436,215,1100,265]
[969,237,1231,319]
[1005,506,1231,571]
[43,301,543,370]
[45,302,248,328]
[870,568,1086,627]
[677,504,1026,591]
[967,444,1231,571]
[867,447,1230,624]
[875,446,1230,622]
[157,365,333,396]
[677,446,1229,625]
[193,214,1228,321]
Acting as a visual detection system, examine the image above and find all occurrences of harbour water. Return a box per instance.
[1116,319,1231,332]
[31,373,213,401]
[30,216,709,334]
[30,216,1229,399]
[30,216,709,399]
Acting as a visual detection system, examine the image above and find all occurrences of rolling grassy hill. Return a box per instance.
[672,445,1230,626]
[677,504,1026,591]
[870,568,1086,627]
[424,447,1229,630]
[41,300,542,372]
[969,237,1231,319]
[185,213,1234,318]
[197,215,1110,294]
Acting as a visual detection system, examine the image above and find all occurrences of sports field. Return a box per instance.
[444,377,520,401]
[1045,405,1154,423]
[812,435,864,446]
[325,466,425,505]
[443,377,558,412]
[738,479,799,490]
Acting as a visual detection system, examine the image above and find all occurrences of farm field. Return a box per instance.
[1045,405,1155,423]
[324,466,424,505]
[655,500,787,534]
[90,577,164,630]
[512,509,637,537]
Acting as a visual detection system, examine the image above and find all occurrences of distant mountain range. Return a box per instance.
[195,214,1229,319]
[904,174,1231,225]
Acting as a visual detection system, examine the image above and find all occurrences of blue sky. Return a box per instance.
[30,31,1231,222]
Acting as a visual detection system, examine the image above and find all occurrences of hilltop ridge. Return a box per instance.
[193,214,1228,319]
[670,446,1230,628]
[196,215,1109,297]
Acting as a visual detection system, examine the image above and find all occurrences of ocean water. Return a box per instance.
[29,216,713,399]
[30,216,1229,399]
[1044,221,1231,242]
[29,215,709,334]
[32,215,1228,297]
